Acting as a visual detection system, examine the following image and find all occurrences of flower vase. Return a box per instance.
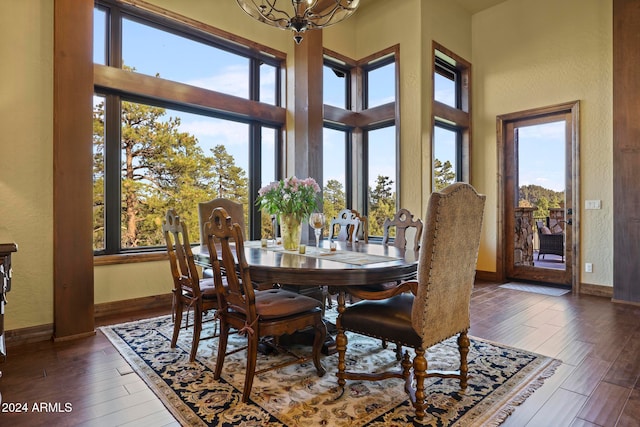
[279,213,302,251]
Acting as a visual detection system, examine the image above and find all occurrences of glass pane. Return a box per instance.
[261,126,277,238]
[367,126,396,236]
[367,62,395,108]
[117,100,249,248]
[433,125,457,191]
[92,95,106,251]
[517,121,566,270]
[93,7,106,65]
[323,65,347,109]
[260,62,277,105]
[122,18,250,98]
[434,71,456,107]
[323,128,347,235]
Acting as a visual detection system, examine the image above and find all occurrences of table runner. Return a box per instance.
[245,240,402,265]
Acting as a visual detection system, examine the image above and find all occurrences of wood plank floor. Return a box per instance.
[1,281,639,426]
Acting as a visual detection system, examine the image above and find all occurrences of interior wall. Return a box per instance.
[471,0,613,287]
[0,0,54,330]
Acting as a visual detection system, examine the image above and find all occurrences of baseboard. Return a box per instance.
[579,282,613,298]
[5,323,54,348]
[94,293,173,320]
[5,294,173,348]
[475,270,499,282]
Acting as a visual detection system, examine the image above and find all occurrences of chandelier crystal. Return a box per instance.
[236,0,360,44]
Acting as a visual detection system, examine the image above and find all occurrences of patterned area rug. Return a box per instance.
[101,312,560,426]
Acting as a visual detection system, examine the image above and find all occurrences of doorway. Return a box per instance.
[497,101,579,289]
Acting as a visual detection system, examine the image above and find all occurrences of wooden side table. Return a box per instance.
[0,228,18,385]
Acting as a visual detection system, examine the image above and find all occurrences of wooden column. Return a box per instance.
[53,0,95,339]
[613,0,640,304]
[293,31,324,242]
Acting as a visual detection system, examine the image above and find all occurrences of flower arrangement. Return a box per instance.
[256,176,321,222]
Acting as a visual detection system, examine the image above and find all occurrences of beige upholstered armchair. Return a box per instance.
[336,183,486,420]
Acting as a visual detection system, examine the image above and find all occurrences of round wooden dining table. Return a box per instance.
[193,239,418,354]
[193,239,418,289]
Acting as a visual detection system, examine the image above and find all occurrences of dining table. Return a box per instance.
[193,239,419,354]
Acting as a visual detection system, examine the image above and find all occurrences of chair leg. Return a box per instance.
[312,319,327,377]
[242,332,259,403]
[214,320,229,380]
[171,297,183,348]
[189,304,202,362]
[458,330,470,389]
[412,347,427,420]
[336,292,348,388]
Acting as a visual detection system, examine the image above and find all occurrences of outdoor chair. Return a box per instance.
[536,220,564,261]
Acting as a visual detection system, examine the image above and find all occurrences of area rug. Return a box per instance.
[499,282,571,296]
[101,312,560,426]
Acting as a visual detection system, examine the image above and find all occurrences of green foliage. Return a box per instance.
[518,184,564,219]
[368,175,396,236]
[434,158,456,191]
[93,98,247,249]
[322,179,346,237]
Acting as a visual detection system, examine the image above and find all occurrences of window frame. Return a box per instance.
[432,42,472,189]
[94,0,286,259]
[322,46,399,239]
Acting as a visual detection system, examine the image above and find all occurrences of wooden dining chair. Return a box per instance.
[349,209,369,243]
[329,209,360,243]
[382,208,423,253]
[204,207,327,403]
[198,197,244,278]
[162,209,219,362]
[336,183,486,420]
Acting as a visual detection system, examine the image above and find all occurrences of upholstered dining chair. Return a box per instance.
[336,183,486,420]
[204,207,327,403]
[198,197,244,278]
[162,209,219,362]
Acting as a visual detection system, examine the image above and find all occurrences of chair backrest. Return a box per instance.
[198,198,244,244]
[203,207,256,320]
[162,209,201,298]
[349,209,369,243]
[412,183,485,349]
[382,208,424,253]
[329,209,360,242]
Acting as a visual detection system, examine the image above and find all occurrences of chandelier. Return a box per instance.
[236,0,360,44]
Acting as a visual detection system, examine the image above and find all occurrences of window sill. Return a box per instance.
[94,251,168,266]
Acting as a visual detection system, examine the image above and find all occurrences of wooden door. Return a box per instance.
[498,102,579,288]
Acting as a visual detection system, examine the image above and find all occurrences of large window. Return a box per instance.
[322,47,399,238]
[432,43,471,191]
[94,1,284,255]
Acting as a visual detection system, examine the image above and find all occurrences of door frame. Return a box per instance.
[496,101,580,292]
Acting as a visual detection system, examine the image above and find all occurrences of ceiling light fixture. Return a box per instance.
[236,0,360,44]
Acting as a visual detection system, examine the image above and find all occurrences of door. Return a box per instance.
[498,102,579,288]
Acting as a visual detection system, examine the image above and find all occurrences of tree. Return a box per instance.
[322,179,346,237]
[93,99,225,248]
[369,175,396,236]
[434,158,456,191]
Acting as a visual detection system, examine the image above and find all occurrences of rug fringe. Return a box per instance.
[481,358,562,427]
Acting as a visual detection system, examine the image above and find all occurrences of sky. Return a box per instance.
[94,8,566,195]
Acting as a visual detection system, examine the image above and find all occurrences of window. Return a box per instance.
[94,1,284,255]
[322,47,399,238]
[432,43,471,191]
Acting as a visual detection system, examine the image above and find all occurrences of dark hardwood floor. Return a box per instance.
[1,281,639,426]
